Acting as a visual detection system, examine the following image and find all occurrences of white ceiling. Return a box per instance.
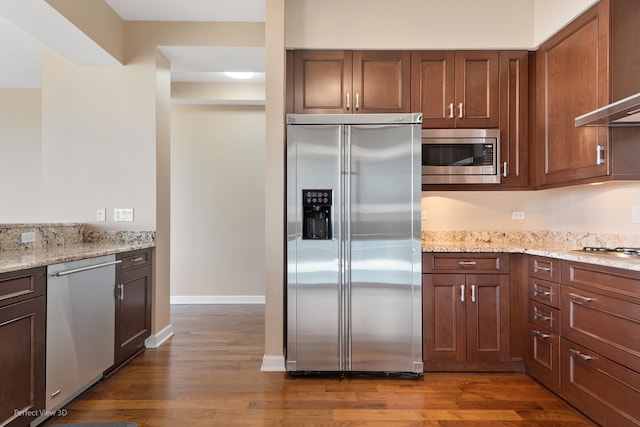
[0,0,266,88]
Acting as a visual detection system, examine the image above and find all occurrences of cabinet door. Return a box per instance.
[535,3,609,187]
[293,50,352,114]
[411,51,456,128]
[423,274,466,362]
[114,265,152,367]
[526,323,560,393]
[498,51,529,187]
[465,274,510,361]
[0,297,45,427]
[454,51,499,128]
[353,50,411,113]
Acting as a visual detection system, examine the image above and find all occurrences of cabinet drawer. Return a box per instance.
[528,300,560,334]
[561,338,640,427]
[561,285,640,372]
[527,256,560,282]
[527,277,560,309]
[423,253,509,274]
[525,323,560,393]
[0,267,46,308]
[117,249,152,273]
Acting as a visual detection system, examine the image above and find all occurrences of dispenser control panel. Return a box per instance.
[302,189,333,240]
[303,190,332,207]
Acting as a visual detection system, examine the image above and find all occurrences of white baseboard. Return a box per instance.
[170,295,265,304]
[261,354,286,372]
[145,323,174,348]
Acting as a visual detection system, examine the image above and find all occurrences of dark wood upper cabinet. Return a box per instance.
[499,51,529,187]
[534,0,640,188]
[292,50,410,114]
[412,50,499,129]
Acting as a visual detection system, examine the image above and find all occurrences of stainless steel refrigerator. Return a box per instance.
[286,113,423,376]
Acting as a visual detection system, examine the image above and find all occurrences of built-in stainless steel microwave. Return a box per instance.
[421,128,500,184]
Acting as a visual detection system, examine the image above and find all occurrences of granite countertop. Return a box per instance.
[423,241,640,272]
[0,241,155,274]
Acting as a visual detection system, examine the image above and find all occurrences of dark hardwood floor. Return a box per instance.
[42,304,594,426]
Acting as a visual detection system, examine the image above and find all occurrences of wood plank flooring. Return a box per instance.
[42,305,594,426]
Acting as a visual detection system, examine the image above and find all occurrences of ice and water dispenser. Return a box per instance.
[302,189,332,240]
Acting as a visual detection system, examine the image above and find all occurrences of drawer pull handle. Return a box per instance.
[532,330,550,339]
[533,265,552,273]
[534,312,552,321]
[569,293,594,304]
[533,288,551,297]
[458,261,477,267]
[569,349,594,361]
[130,257,145,263]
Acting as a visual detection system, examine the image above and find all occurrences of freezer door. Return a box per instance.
[348,123,422,373]
[286,124,343,371]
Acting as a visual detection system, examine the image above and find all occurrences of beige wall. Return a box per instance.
[285,0,535,49]
[0,88,42,223]
[170,104,266,299]
[547,182,640,234]
[40,46,156,229]
[422,190,549,231]
[533,0,598,46]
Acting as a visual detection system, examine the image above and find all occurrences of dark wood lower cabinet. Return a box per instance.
[423,253,511,371]
[113,249,153,369]
[0,268,46,427]
[561,338,640,427]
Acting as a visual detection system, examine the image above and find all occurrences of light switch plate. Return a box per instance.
[632,206,640,224]
[511,211,525,220]
[21,231,36,243]
[114,208,134,222]
[97,208,106,222]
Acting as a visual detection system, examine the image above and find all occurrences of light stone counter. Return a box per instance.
[0,223,155,274]
[0,241,155,274]
[422,230,640,272]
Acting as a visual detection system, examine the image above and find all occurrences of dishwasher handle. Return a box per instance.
[50,259,122,277]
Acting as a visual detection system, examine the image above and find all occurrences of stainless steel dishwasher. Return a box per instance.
[45,255,119,414]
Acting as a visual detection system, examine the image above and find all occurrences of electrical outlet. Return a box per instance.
[633,206,640,224]
[21,231,36,243]
[421,211,428,220]
[114,208,134,222]
[97,208,106,222]
[511,211,525,220]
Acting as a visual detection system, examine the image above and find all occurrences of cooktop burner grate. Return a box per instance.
[580,247,640,257]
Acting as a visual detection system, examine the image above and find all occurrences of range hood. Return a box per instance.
[575,92,640,127]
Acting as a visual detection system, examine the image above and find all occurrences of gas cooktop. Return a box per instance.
[575,246,640,261]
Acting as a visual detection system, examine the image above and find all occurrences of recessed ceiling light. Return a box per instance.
[224,72,254,80]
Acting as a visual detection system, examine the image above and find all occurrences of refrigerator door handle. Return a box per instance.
[344,125,353,371]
